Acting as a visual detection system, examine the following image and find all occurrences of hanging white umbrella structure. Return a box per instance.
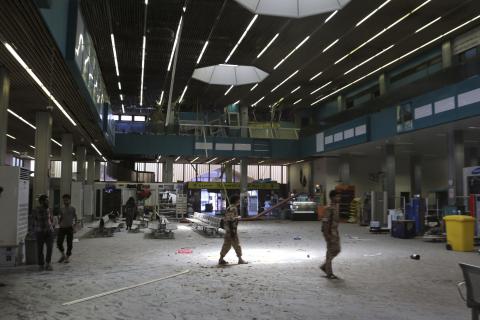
[192,64,269,86]
[235,0,351,18]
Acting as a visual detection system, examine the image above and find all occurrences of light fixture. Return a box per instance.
[196,41,209,64]
[259,160,265,164]
[110,34,120,77]
[274,36,310,70]
[12,150,20,155]
[225,14,258,63]
[121,104,125,114]
[324,10,338,23]
[415,16,441,33]
[296,160,304,163]
[175,156,181,162]
[156,155,162,162]
[233,100,240,105]
[118,82,122,90]
[322,39,339,53]
[102,156,107,162]
[4,43,77,126]
[51,138,62,147]
[291,86,301,94]
[24,155,34,160]
[312,14,480,106]
[250,84,258,91]
[168,16,183,72]
[191,156,199,163]
[90,143,103,157]
[335,0,431,65]
[355,0,392,27]
[179,85,188,103]
[183,6,186,12]
[119,94,124,101]
[29,145,35,149]
[206,157,218,164]
[271,70,299,92]
[7,109,36,129]
[159,91,164,106]
[251,96,265,107]
[224,85,234,96]
[293,99,302,105]
[6,134,16,140]
[257,33,279,58]
[310,81,332,95]
[344,44,394,75]
[309,71,323,81]
[139,35,146,106]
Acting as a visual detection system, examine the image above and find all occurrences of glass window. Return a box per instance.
[50,160,62,178]
[120,115,132,121]
[184,163,196,182]
[145,163,157,181]
[134,115,146,122]
[282,166,288,184]
[233,165,240,182]
[112,115,120,121]
[197,164,209,181]
[259,165,271,180]
[209,164,222,181]
[248,165,259,181]
[173,164,184,182]
[157,163,163,182]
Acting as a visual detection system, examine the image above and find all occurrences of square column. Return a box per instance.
[447,130,464,205]
[240,159,248,217]
[76,146,87,182]
[33,112,52,198]
[60,133,73,196]
[87,155,96,184]
[163,157,173,183]
[385,144,396,209]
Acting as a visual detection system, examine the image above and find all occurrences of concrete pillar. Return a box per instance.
[95,160,101,181]
[0,68,9,166]
[239,159,248,217]
[337,95,346,112]
[33,112,52,198]
[60,133,73,197]
[410,155,422,196]
[442,41,453,69]
[87,155,95,184]
[338,156,350,184]
[466,147,479,167]
[225,163,233,182]
[385,144,396,209]
[76,146,87,182]
[163,157,173,183]
[447,130,464,206]
[379,73,389,96]
[240,105,249,138]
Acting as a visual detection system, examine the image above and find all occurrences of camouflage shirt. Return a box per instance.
[224,205,239,232]
[322,205,339,239]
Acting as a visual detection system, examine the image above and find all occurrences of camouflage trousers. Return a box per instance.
[323,235,341,275]
[220,231,242,258]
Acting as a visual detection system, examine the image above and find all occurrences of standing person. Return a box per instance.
[32,195,54,271]
[125,197,136,231]
[57,194,77,264]
[320,190,341,279]
[219,195,247,265]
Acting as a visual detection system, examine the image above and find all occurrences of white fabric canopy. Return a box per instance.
[235,0,350,18]
[192,64,269,86]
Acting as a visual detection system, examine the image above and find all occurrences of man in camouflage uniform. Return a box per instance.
[219,195,247,265]
[320,190,341,279]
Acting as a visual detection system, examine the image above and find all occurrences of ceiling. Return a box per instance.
[80,0,480,118]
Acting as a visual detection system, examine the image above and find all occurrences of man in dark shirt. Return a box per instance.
[33,195,54,271]
[57,194,77,263]
[320,190,341,279]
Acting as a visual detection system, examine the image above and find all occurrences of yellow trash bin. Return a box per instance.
[443,215,475,252]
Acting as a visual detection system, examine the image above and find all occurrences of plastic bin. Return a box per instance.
[443,215,475,252]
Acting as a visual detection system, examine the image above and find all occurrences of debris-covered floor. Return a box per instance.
[0,221,478,320]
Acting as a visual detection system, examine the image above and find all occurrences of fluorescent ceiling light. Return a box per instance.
[158,91,164,106]
[102,156,107,162]
[356,0,392,27]
[179,85,188,103]
[168,16,183,72]
[30,145,35,149]
[415,16,441,33]
[324,10,338,23]
[296,160,304,163]
[309,71,323,81]
[196,40,209,64]
[139,35,146,106]
[4,43,77,126]
[251,96,265,107]
[312,14,480,106]
[145,0,148,4]
[90,143,102,157]
[274,36,310,70]
[6,134,16,139]
[191,156,199,163]
[225,14,258,63]
[7,109,36,129]
[206,157,218,164]
[183,6,186,12]
[344,44,394,75]
[271,70,299,92]
[118,82,122,90]
[25,155,34,160]
[119,94,123,101]
[12,150,20,155]
[175,156,181,162]
[293,99,302,105]
[121,104,125,114]
[257,33,279,58]
[224,85,234,96]
[51,138,62,147]
[322,39,339,53]
[335,0,431,65]
[259,160,265,164]
[110,34,120,77]
[250,84,258,91]
[291,86,301,94]
[310,81,332,95]
[233,100,240,105]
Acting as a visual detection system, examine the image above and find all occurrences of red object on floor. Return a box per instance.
[176,249,193,254]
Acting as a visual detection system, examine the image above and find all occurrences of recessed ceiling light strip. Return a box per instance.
[110,34,120,77]
[322,39,339,53]
[250,83,258,91]
[271,70,299,92]
[291,86,301,94]
[293,99,302,105]
[139,1,148,107]
[344,44,395,75]
[225,14,258,63]
[257,33,279,58]
[324,10,338,23]
[310,81,332,95]
[415,16,441,33]
[168,16,183,72]
[179,85,188,103]
[355,0,392,27]
[274,36,309,70]
[309,71,323,81]
[7,109,36,129]
[90,143,103,157]
[224,85,234,96]
[251,96,265,107]
[196,41,209,64]
[6,134,15,139]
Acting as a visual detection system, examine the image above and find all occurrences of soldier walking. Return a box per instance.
[320,190,341,279]
[218,195,248,265]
